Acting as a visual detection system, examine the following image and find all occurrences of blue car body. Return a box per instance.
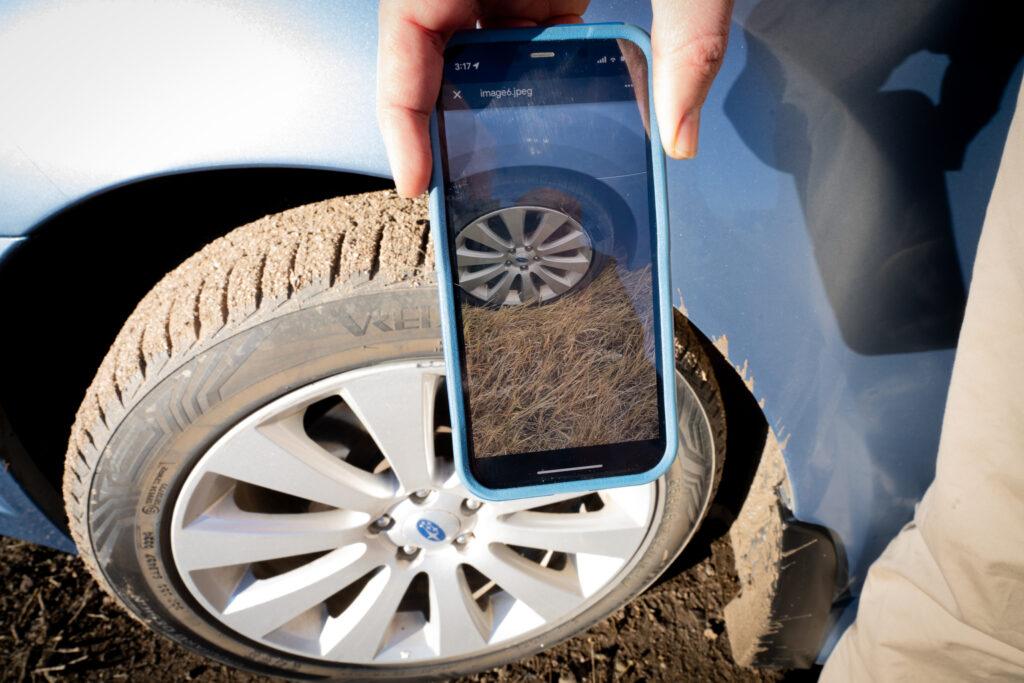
[0,0,1020,664]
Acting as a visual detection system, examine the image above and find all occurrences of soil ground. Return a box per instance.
[0,530,818,682]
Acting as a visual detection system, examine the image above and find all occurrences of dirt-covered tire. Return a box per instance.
[63,189,726,680]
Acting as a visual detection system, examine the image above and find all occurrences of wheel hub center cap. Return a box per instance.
[404,510,461,546]
[385,493,470,550]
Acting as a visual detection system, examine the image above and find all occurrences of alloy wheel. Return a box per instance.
[170,360,703,665]
[455,206,594,306]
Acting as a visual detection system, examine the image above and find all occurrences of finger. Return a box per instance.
[478,0,589,24]
[651,0,734,159]
[478,18,540,28]
[377,1,588,196]
[541,14,585,25]
[479,14,584,28]
[377,2,478,197]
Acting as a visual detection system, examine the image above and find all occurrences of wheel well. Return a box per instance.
[0,168,392,491]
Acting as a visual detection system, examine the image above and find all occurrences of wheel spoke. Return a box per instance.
[499,207,527,246]
[171,360,668,666]
[440,466,469,493]
[468,544,583,622]
[536,231,589,256]
[489,270,515,305]
[527,211,567,248]
[488,491,587,515]
[487,508,646,559]
[459,263,504,290]
[456,246,506,267]
[221,545,382,637]
[518,272,539,304]
[540,254,590,273]
[427,566,490,655]
[176,494,368,571]
[320,566,414,661]
[534,266,574,295]
[339,368,441,495]
[462,221,512,252]
[205,416,395,514]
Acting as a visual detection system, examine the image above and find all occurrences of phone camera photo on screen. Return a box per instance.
[434,29,671,494]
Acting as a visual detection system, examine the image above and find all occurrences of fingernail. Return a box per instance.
[671,110,700,159]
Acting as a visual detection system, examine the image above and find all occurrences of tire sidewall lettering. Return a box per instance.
[91,288,442,677]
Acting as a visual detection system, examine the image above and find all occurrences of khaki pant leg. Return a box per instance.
[821,86,1024,681]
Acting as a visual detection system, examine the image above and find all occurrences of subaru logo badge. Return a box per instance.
[416,518,446,542]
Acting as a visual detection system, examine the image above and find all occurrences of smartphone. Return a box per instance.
[428,23,676,500]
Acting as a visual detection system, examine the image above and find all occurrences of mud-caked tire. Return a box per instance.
[63,190,726,680]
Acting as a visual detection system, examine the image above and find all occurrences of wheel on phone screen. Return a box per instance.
[455,205,594,306]
[450,166,636,307]
[63,190,724,681]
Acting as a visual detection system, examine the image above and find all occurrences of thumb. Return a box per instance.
[651,0,734,158]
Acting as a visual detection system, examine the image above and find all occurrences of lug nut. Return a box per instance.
[464,498,482,511]
[455,534,469,545]
[372,515,393,529]
[413,489,431,499]
[533,256,540,261]
[401,545,419,555]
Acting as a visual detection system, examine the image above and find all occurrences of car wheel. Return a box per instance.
[448,166,635,307]
[63,190,725,680]
[455,205,595,306]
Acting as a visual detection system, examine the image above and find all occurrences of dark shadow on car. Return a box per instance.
[0,169,390,490]
[725,0,1022,355]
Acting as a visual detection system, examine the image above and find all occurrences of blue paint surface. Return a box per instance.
[0,471,75,554]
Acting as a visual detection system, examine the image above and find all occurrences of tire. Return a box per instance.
[63,189,725,680]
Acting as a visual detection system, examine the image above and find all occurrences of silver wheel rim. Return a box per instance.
[455,206,594,306]
[170,359,712,666]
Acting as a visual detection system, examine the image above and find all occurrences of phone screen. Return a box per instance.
[436,37,666,488]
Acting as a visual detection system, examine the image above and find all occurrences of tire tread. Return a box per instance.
[63,190,430,620]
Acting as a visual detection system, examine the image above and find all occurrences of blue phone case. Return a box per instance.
[428,22,677,501]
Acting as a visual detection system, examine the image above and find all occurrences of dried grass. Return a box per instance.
[462,263,659,457]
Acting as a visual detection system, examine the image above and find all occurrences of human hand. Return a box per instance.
[377,0,734,197]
